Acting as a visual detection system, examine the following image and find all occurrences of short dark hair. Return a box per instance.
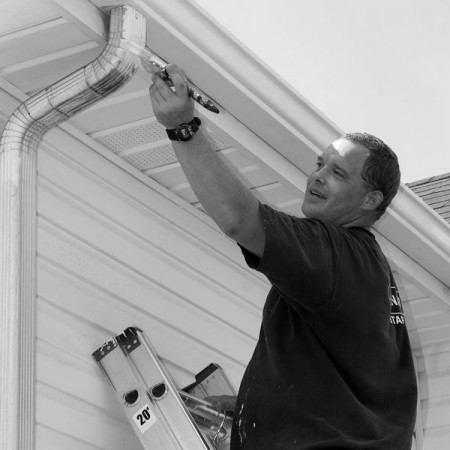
[342,132,401,218]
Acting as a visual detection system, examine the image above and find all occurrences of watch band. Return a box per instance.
[166,117,202,142]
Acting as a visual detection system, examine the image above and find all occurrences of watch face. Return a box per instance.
[166,118,201,141]
[179,126,193,140]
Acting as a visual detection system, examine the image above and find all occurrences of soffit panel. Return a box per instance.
[0,0,58,35]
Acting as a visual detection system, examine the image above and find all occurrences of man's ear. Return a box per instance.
[362,190,384,212]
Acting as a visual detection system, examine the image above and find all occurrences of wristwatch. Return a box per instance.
[166,117,202,142]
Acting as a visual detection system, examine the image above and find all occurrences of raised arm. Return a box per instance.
[149,65,265,257]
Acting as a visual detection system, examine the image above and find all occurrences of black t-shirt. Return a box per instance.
[231,204,417,450]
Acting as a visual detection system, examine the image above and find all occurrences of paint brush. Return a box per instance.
[119,39,220,114]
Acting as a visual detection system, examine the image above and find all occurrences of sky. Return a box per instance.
[194,0,450,183]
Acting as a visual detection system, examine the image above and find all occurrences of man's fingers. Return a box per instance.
[149,84,161,107]
[151,74,171,100]
[148,64,195,129]
[149,81,166,106]
[165,64,189,96]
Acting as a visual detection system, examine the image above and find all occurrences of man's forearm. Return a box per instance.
[172,127,264,255]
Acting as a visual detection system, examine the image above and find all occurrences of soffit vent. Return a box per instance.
[93,120,167,152]
[123,143,177,170]
[93,121,231,172]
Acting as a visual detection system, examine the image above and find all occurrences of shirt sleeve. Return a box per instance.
[240,203,335,313]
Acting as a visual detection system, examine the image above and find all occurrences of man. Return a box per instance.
[149,65,417,449]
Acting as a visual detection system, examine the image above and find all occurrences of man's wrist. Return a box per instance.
[166,117,201,142]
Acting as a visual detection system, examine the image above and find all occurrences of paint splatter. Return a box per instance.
[237,387,250,444]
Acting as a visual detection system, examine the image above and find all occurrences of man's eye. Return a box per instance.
[334,170,344,177]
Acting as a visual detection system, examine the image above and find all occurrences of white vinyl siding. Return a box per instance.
[35,126,267,449]
[417,345,450,449]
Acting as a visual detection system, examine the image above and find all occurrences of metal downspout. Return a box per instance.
[0,6,146,450]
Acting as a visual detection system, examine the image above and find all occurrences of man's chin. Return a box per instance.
[301,204,319,219]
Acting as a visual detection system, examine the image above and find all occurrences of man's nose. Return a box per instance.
[310,166,326,184]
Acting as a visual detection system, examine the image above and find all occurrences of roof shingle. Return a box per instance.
[407,173,450,224]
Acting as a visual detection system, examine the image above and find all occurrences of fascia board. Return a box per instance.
[83,1,450,288]
[376,185,450,287]
[376,230,450,310]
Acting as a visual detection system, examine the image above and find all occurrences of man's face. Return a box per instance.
[302,138,372,226]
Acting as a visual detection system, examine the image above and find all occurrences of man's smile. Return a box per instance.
[308,188,326,200]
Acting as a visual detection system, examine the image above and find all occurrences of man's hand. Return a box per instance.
[149,64,195,129]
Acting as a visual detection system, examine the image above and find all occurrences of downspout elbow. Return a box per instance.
[0,5,146,155]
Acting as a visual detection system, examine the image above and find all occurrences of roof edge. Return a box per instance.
[407,172,450,187]
[376,184,450,286]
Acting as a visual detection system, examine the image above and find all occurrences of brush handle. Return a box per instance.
[157,68,220,114]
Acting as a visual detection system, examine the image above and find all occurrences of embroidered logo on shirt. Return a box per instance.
[389,282,405,325]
